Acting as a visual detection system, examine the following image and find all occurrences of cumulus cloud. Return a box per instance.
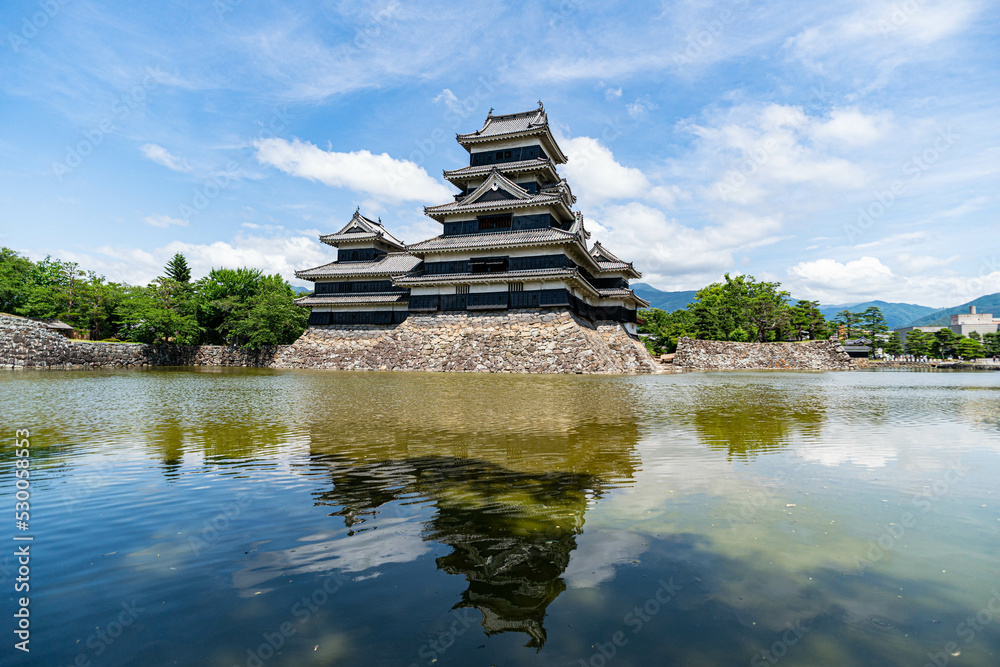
[591,202,783,287]
[254,137,453,204]
[48,232,332,287]
[686,103,872,205]
[785,255,1000,305]
[810,107,893,147]
[140,143,191,172]
[560,136,682,207]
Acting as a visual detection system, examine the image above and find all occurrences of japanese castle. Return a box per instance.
[295,103,648,333]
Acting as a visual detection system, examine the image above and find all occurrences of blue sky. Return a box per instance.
[1,0,998,307]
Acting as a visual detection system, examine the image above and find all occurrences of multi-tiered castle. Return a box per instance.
[289,104,654,373]
[296,103,648,333]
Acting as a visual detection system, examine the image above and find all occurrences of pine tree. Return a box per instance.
[164,253,191,283]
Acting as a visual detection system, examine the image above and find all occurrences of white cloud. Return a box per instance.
[560,136,682,207]
[626,96,657,119]
[591,202,783,286]
[433,88,463,115]
[255,137,453,204]
[144,214,188,229]
[48,232,332,287]
[785,255,1000,305]
[139,143,191,172]
[810,107,893,147]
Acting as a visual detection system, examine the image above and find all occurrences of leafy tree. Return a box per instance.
[0,247,35,314]
[968,331,982,342]
[859,306,889,357]
[638,308,696,354]
[689,274,790,343]
[116,279,201,344]
[789,300,830,340]
[955,336,984,360]
[196,268,306,348]
[905,330,932,357]
[983,332,1000,357]
[931,328,962,359]
[164,252,191,283]
[883,330,903,355]
[835,310,859,341]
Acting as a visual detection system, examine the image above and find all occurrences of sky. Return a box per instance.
[1,0,998,308]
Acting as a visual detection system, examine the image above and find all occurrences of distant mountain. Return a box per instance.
[632,284,698,312]
[903,292,1000,327]
[292,286,311,294]
[818,301,939,330]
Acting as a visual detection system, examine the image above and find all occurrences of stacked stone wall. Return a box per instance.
[672,337,853,371]
[1,311,656,374]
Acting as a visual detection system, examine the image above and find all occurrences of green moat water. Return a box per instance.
[2,369,999,666]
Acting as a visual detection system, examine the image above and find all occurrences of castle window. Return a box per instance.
[456,284,470,294]
[508,282,524,292]
[478,214,511,230]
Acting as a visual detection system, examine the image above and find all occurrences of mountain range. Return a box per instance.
[631,283,1000,330]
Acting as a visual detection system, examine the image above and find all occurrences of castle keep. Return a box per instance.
[295,103,649,336]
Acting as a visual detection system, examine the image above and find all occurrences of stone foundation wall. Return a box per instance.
[0,311,656,374]
[271,310,656,374]
[672,337,853,371]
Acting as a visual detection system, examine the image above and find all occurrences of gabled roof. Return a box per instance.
[424,169,574,221]
[443,158,559,186]
[590,241,641,278]
[456,103,568,164]
[295,252,421,280]
[319,209,405,250]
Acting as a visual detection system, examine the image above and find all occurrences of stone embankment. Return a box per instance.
[671,337,853,371]
[0,311,656,374]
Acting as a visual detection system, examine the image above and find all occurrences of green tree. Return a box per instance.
[195,268,306,348]
[983,332,1000,357]
[955,336,984,360]
[688,274,790,343]
[789,300,830,340]
[164,252,192,283]
[0,247,36,314]
[638,308,696,354]
[968,331,982,342]
[905,330,932,357]
[882,330,903,356]
[931,328,962,359]
[859,306,889,357]
[835,310,859,341]
[116,278,201,344]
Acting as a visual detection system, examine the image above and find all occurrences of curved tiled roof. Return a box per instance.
[443,158,559,184]
[319,209,405,249]
[456,104,568,164]
[394,267,576,285]
[424,170,574,221]
[294,293,408,306]
[295,253,421,280]
[406,227,580,254]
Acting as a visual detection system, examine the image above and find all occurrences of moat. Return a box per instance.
[2,369,999,666]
